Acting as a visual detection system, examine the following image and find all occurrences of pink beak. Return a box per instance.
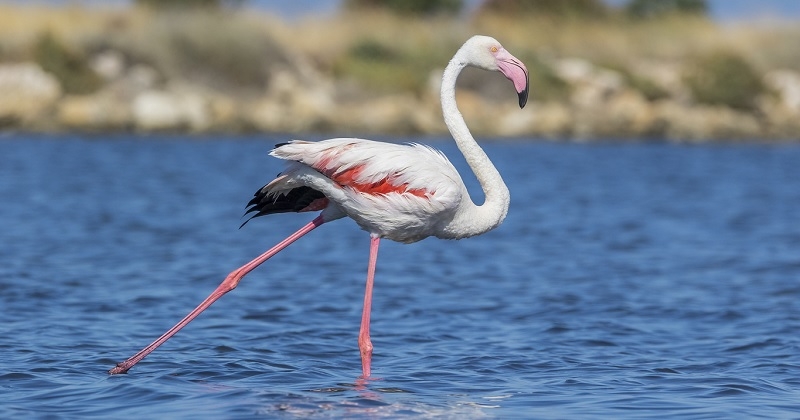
[496,49,529,108]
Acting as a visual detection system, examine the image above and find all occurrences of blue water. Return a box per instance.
[1,134,799,418]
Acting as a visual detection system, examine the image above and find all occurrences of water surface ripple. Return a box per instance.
[1,134,799,418]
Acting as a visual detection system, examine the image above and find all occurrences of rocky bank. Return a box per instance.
[2,50,799,141]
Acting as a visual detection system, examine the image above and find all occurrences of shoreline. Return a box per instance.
[1,5,798,141]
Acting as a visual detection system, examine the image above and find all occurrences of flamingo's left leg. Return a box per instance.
[358,234,380,378]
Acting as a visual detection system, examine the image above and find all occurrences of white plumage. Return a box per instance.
[264,138,464,243]
[109,35,529,378]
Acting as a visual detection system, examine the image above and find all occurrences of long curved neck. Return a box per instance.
[439,55,510,239]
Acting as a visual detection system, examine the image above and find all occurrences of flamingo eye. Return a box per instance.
[490,46,498,53]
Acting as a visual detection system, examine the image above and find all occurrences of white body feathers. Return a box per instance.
[260,35,528,244]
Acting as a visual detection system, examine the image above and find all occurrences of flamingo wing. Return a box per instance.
[245,138,465,242]
[278,139,460,193]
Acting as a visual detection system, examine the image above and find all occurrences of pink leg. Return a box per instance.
[358,234,380,378]
[109,215,325,374]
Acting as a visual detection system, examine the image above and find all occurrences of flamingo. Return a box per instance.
[109,35,529,378]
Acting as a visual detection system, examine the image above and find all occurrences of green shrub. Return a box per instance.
[344,0,462,16]
[349,39,400,61]
[599,62,670,101]
[625,0,707,19]
[165,15,273,88]
[103,11,283,91]
[479,0,608,19]
[336,39,570,101]
[334,39,431,93]
[522,54,571,102]
[33,32,102,95]
[627,74,670,101]
[135,0,243,9]
[683,51,765,110]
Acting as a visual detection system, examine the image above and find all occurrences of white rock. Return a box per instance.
[90,51,125,81]
[555,58,624,108]
[765,70,800,113]
[57,92,131,129]
[126,65,160,91]
[0,62,61,123]
[554,58,595,84]
[132,86,210,131]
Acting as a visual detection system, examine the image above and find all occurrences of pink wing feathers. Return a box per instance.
[245,138,466,242]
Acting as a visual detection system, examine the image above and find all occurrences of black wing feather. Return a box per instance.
[240,185,326,228]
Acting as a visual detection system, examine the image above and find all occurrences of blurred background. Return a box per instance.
[1,0,799,141]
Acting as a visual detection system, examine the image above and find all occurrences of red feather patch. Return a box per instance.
[316,161,428,197]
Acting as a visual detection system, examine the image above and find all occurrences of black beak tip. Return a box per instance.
[518,87,529,109]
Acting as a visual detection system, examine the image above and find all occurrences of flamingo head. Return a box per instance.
[459,35,529,108]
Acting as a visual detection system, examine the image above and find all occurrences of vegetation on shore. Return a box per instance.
[0,1,798,140]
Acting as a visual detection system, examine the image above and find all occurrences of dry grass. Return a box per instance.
[720,23,800,70]
[474,14,733,64]
[0,4,798,96]
[280,11,800,85]
[0,4,120,38]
